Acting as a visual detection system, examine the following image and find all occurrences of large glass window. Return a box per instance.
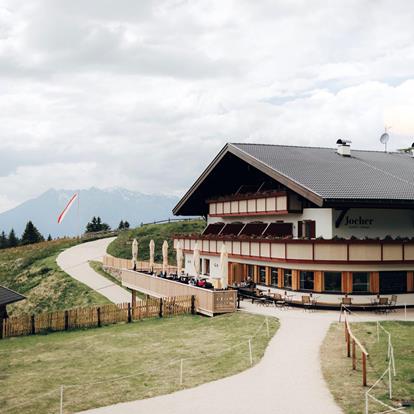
[352,272,369,292]
[324,272,342,292]
[247,265,255,280]
[300,271,314,290]
[284,269,292,288]
[259,266,266,285]
[270,268,278,286]
[379,271,407,294]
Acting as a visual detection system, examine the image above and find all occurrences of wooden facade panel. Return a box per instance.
[271,243,285,258]
[225,241,232,254]
[233,241,241,255]
[370,272,379,294]
[408,272,414,292]
[230,201,238,214]
[286,243,313,260]
[314,271,323,292]
[261,243,270,258]
[266,197,276,212]
[314,244,347,261]
[383,244,403,261]
[202,240,209,252]
[239,199,247,213]
[278,268,283,288]
[251,242,260,257]
[277,196,288,211]
[223,201,231,214]
[216,202,223,214]
[217,241,223,253]
[292,270,299,290]
[241,242,250,256]
[209,203,216,215]
[210,240,217,253]
[257,198,266,212]
[349,244,381,261]
[404,245,414,260]
[247,199,256,212]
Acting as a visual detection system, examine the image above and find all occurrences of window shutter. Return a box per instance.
[309,221,316,238]
[297,221,303,238]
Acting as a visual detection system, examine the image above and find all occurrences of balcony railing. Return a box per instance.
[173,234,414,264]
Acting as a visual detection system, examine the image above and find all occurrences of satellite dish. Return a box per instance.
[380,132,389,144]
[380,128,390,152]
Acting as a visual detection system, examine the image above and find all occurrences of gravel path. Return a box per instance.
[57,237,131,304]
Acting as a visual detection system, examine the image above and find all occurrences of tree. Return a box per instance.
[47,234,53,241]
[8,229,18,247]
[118,220,125,230]
[124,221,130,229]
[85,216,111,233]
[0,231,7,249]
[21,221,44,245]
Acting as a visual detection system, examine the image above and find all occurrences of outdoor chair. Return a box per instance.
[301,295,313,312]
[377,297,390,314]
[389,295,398,312]
[272,293,286,309]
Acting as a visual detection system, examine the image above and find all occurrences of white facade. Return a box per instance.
[207,207,414,239]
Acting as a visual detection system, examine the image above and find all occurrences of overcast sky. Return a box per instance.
[1,0,414,212]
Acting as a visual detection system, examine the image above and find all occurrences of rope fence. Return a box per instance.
[2,317,273,414]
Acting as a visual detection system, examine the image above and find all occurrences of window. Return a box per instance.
[270,268,278,286]
[284,269,292,288]
[247,265,255,280]
[300,271,314,290]
[298,221,316,239]
[204,259,210,276]
[352,272,369,292]
[324,272,342,292]
[379,271,407,294]
[259,266,266,285]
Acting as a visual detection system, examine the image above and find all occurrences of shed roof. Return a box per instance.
[0,285,25,307]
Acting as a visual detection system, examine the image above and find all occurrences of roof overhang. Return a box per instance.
[173,143,324,216]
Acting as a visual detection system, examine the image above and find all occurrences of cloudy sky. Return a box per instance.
[1,0,414,212]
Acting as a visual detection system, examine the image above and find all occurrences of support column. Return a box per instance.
[131,289,137,308]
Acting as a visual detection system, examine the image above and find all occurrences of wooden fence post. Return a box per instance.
[362,353,367,386]
[31,314,35,335]
[127,303,132,323]
[97,307,101,327]
[0,318,3,339]
[191,295,196,315]
[64,310,69,331]
[347,330,351,357]
[352,339,356,370]
[159,298,163,318]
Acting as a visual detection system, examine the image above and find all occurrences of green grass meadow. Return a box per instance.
[1,312,278,414]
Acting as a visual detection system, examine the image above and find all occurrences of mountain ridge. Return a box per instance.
[0,187,179,238]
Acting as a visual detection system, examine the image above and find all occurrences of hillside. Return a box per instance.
[0,239,109,316]
[0,187,179,238]
[107,219,205,263]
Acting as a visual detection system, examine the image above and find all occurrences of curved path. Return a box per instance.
[79,303,344,414]
[57,237,130,304]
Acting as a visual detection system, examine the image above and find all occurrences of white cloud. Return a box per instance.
[0,0,414,212]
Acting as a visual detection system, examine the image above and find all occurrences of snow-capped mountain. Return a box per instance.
[0,187,180,238]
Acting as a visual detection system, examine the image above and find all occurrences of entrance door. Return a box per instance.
[379,271,407,294]
[231,263,245,285]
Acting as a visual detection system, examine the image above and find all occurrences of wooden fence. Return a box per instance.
[1,295,194,339]
[340,309,369,386]
[103,255,178,274]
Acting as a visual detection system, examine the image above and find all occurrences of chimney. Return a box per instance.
[336,139,351,157]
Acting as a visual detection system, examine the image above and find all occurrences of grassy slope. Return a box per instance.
[107,219,205,262]
[1,312,279,414]
[321,321,414,414]
[0,239,110,316]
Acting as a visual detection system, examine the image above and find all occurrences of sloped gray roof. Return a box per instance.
[0,285,25,306]
[231,143,414,201]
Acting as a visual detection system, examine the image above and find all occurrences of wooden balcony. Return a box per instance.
[173,235,414,265]
[208,191,300,217]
